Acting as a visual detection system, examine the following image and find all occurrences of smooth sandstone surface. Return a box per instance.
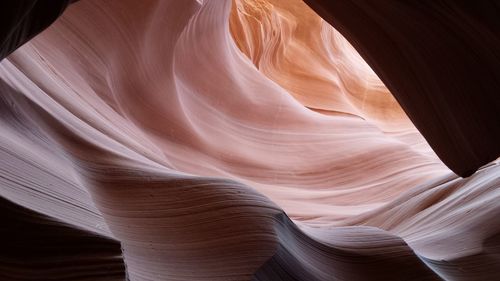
[0,0,499,280]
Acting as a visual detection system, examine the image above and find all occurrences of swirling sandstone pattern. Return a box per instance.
[0,0,498,280]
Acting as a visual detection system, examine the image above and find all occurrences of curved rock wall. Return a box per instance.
[0,0,498,280]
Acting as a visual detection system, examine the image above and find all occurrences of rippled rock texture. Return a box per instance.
[0,0,499,280]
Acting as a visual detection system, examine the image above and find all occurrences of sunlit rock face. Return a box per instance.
[230,0,409,132]
[0,0,499,280]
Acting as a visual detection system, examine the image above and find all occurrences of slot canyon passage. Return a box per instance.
[0,0,499,280]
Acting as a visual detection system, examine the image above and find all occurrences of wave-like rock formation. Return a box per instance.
[0,0,499,280]
[303,0,500,177]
